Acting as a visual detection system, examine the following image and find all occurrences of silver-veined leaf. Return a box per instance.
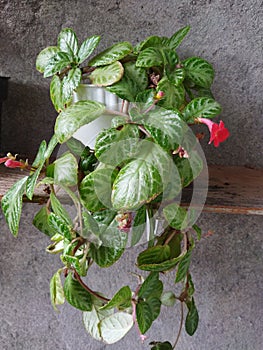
[54,152,78,186]
[90,61,124,86]
[1,176,28,236]
[136,47,164,68]
[44,51,72,78]
[183,56,214,88]
[99,312,133,344]
[50,75,65,112]
[182,97,221,123]
[36,46,59,73]
[166,26,190,49]
[55,100,105,143]
[78,35,101,63]
[89,41,132,66]
[50,269,65,311]
[58,28,78,57]
[62,67,82,102]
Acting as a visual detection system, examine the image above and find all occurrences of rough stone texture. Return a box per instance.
[0,1,263,350]
[0,0,262,165]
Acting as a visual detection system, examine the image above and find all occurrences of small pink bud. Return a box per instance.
[155,91,165,100]
[4,159,26,169]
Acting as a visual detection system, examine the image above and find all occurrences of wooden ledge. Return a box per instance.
[0,165,263,215]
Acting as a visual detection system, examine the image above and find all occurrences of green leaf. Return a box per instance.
[36,46,60,73]
[45,134,58,159]
[150,341,173,350]
[54,152,78,186]
[1,176,28,236]
[112,140,171,210]
[33,207,57,237]
[167,26,190,49]
[90,61,124,86]
[78,35,101,64]
[50,75,65,112]
[166,67,185,86]
[138,250,187,272]
[157,77,185,110]
[131,205,147,246]
[185,297,199,336]
[50,192,72,225]
[95,124,139,164]
[136,297,161,334]
[137,246,171,268]
[89,41,133,66]
[183,57,214,88]
[163,203,188,230]
[44,51,72,78]
[58,28,78,57]
[90,226,127,267]
[66,137,85,156]
[50,269,65,311]
[101,286,132,310]
[135,35,163,52]
[48,212,72,240]
[173,151,203,188]
[63,272,92,311]
[62,67,82,102]
[138,272,163,299]
[55,100,105,143]
[136,47,164,68]
[175,251,192,283]
[182,97,221,123]
[160,291,176,307]
[99,312,134,344]
[79,167,116,212]
[83,302,114,341]
[106,61,148,101]
[192,224,202,240]
[143,108,186,151]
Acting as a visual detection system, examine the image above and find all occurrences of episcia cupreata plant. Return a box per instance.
[1,26,229,348]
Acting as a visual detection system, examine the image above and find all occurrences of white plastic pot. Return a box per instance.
[72,84,122,148]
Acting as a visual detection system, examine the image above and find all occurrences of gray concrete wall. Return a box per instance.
[0,1,262,350]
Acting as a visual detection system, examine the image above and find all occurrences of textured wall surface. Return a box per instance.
[0,1,262,350]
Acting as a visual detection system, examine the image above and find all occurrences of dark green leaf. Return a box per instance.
[63,272,92,311]
[33,207,57,237]
[166,67,185,86]
[101,286,132,310]
[143,108,186,151]
[55,100,105,143]
[175,251,192,283]
[183,57,214,88]
[135,35,163,52]
[66,137,85,157]
[138,251,187,272]
[79,167,117,212]
[1,176,28,236]
[167,26,190,49]
[90,61,124,86]
[50,192,72,225]
[157,77,185,110]
[44,51,72,78]
[137,246,171,268]
[89,41,133,66]
[138,272,163,299]
[95,124,139,165]
[78,35,101,64]
[131,205,147,246]
[182,97,221,123]
[185,297,199,336]
[163,203,188,230]
[136,47,164,68]
[107,62,148,101]
[150,341,173,350]
[136,297,161,334]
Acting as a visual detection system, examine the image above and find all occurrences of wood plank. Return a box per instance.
[0,165,262,215]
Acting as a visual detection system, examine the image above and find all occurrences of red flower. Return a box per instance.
[197,118,230,147]
[4,159,25,169]
[0,157,9,164]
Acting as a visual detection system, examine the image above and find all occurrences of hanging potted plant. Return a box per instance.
[0,26,229,349]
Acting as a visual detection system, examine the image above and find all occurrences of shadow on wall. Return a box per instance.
[0,80,57,160]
